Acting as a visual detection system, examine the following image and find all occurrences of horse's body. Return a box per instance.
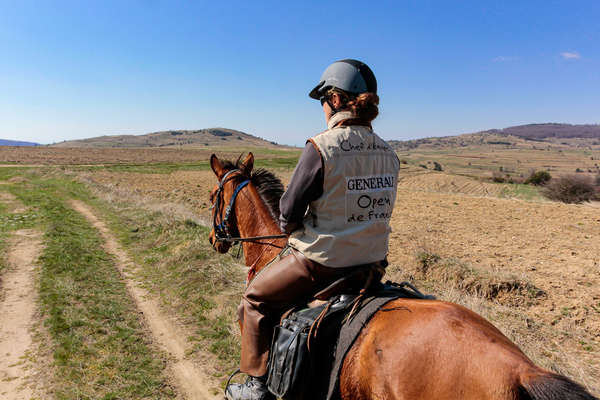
[209,153,597,400]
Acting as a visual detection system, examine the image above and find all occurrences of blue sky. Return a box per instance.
[1,0,598,146]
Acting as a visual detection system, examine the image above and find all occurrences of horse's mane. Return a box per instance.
[222,157,284,222]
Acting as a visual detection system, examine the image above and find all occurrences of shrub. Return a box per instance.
[433,161,443,171]
[525,170,551,186]
[492,171,505,183]
[575,168,584,173]
[542,175,598,204]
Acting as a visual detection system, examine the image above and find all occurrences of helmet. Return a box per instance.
[309,59,377,100]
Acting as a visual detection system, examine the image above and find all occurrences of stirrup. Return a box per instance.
[225,368,242,396]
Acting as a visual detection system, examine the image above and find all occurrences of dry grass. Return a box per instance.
[0,146,300,165]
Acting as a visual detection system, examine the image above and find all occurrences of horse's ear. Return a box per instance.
[210,154,224,177]
[240,152,254,175]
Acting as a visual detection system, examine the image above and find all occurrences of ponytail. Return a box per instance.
[347,92,379,122]
[327,89,379,122]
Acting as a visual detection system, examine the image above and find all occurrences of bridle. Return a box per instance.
[211,168,287,244]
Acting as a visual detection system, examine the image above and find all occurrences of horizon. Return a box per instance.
[4,120,600,147]
[1,1,599,146]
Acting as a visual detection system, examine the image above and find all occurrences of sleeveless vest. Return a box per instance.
[288,112,400,267]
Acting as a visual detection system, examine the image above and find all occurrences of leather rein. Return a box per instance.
[212,168,287,244]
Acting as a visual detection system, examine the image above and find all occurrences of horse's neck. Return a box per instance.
[235,184,286,273]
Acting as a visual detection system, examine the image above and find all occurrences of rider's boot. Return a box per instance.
[225,375,275,400]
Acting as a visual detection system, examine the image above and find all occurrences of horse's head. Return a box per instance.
[208,152,254,253]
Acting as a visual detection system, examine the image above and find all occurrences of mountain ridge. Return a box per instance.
[0,139,40,146]
[389,123,600,151]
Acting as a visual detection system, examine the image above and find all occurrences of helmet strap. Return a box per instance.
[326,98,340,117]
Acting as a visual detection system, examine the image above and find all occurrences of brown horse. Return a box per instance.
[208,153,597,400]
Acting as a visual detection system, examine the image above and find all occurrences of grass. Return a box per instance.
[0,200,8,277]
[69,154,300,175]
[7,171,175,399]
[499,183,543,201]
[72,161,211,174]
[80,184,246,378]
[0,168,38,277]
[413,251,545,306]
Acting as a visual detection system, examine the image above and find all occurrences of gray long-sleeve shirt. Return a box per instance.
[279,142,323,234]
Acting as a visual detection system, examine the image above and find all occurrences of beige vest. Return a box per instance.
[288,112,400,267]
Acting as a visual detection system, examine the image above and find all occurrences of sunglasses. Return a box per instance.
[319,95,329,106]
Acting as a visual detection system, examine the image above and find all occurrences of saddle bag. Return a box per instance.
[266,306,318,400]
[266,294,359,400]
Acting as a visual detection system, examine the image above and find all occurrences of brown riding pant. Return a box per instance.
[238,249,351,376]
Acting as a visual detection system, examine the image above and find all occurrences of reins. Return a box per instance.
[212,168,287,244]
[217,234,288,243]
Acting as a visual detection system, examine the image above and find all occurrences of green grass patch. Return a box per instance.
[67,153,299,175]
[498,183,543,201]
[8,172,175,399]
[71,161,211,174]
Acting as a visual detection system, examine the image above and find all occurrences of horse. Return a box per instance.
[208,152,597,400]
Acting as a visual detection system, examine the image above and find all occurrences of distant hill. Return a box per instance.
[51,128,288,149]
[486,123,600,139]
[0,139,40,146]
[389,123,600,151]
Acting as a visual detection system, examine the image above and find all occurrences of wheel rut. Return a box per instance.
[69,199,218,400]
[0,229,43,400]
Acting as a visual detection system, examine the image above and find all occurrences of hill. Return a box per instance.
[51,128,288,149]
[496,123,600,139]
[389,123,600,151]
[0,139,40,146]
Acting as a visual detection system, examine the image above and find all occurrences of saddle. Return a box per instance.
[266,278,434,400]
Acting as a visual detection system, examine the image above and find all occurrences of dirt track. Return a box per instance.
[0,230,43,400]
[69,200,218,400]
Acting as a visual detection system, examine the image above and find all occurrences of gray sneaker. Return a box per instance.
[225,375,275,400]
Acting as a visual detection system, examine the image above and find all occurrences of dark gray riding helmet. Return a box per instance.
[309,59,377,100]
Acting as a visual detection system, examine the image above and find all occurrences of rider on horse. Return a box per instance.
[226,59,401,400]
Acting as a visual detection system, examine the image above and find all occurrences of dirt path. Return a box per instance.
[0,229,42,400]
[69,199,218,400]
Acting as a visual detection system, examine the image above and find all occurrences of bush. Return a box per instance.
[542,175,598,204]
[525,170,552,186]
[433,161,443,171]
[492,171,505,183]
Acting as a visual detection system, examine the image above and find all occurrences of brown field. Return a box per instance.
[0,146,300,165]
[2,144,599,395]
[401,142,600,180]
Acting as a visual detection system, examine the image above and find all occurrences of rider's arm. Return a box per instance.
[279,141,323,234]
